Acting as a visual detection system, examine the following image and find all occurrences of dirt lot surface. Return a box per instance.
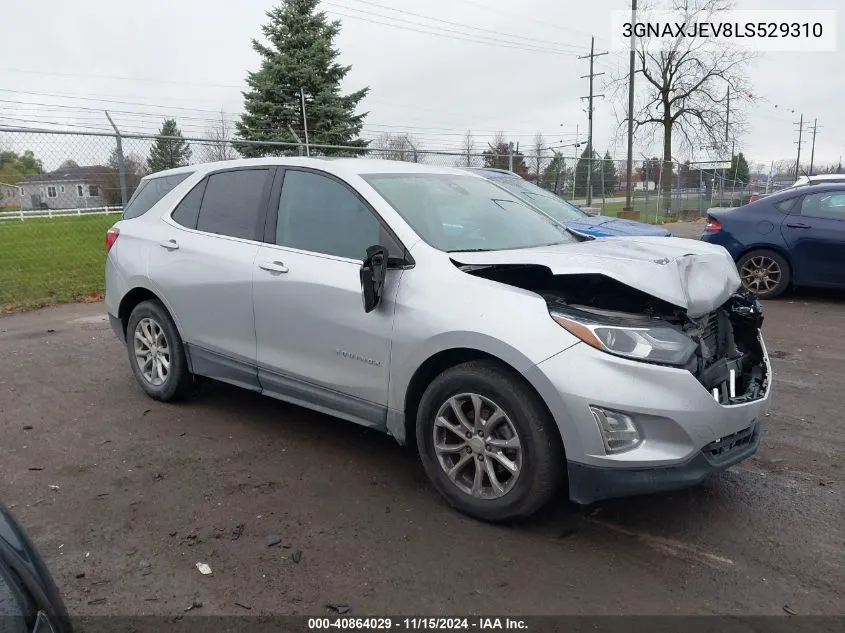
[1,293,843,617]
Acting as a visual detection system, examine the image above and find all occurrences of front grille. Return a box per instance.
[704,424,758,464]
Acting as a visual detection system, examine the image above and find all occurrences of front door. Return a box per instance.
[782,190,845,287]
[252,168,406,428]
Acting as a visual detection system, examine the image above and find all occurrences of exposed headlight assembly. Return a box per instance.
[550,310,697,366]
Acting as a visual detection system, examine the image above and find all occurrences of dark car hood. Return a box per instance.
[451,236,741,318]
[566,216,671,238]
[0,504,72,632]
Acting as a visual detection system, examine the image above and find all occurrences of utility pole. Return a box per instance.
[794,114,804,180]
[725,87,730,143]
[623,0,637,212]
[579,36,608,207]
[809,118,819,176]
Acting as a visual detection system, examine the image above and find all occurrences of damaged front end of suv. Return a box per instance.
[450,237,771,504]
[453,238,769,408]
[540,278,768,407]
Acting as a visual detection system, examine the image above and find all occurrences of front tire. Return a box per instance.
[737,249,791,299]
[125,300,193,402]
[416,360,563,523]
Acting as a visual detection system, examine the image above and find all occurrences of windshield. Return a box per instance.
[488,176,585,223]
[363,173,576,252]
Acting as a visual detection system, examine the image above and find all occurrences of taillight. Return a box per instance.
[106,227,120,252]
[704,217,722,232]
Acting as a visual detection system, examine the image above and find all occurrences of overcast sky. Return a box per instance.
[0,0,842,172]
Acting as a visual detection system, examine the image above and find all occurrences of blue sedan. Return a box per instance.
[469,168,671,239]
[701,183,845,298]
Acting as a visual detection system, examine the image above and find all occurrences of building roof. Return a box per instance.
[20,165,117,184]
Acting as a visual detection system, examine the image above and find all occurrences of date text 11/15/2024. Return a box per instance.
[308,617,529,630]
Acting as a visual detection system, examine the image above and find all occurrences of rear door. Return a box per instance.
[782,190,845,287]
[149,167,274,387]
[252,168,406,427]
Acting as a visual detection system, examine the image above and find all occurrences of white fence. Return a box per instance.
[0,205,123,222]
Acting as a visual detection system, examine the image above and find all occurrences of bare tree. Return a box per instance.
[206,109,239,162]
[532,132,546,181]
[461,130,475,167]
[373,132,421,162]
[609,0,755,210]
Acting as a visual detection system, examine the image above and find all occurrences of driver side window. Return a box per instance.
[276,170,398,260]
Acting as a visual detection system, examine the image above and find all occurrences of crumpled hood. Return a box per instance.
[566,216,671,238]
[451,236,741,318]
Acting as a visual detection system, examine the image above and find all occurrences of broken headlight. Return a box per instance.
[550,311,697,366]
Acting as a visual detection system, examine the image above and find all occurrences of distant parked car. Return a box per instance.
[745,192,771,205]
[701,183,845,298]
[467,168,671,239]
[791,174,845,188]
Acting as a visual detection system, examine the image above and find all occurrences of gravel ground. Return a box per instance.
[1,292,843,617]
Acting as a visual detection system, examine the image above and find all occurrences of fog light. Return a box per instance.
[589,406,642,453]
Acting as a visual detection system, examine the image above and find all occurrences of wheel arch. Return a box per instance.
[395,346,564,459]
[117,286,189,362]
[736,243,794,272]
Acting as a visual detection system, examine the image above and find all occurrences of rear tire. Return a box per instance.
[416,360,563,523]
[125,300,193,402]
[737,249,791,299]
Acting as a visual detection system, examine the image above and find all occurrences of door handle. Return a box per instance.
[258,260,289,274]
[786,222,811,229]
[158,239,179,250]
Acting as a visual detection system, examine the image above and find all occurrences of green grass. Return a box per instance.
[0,214,119,312]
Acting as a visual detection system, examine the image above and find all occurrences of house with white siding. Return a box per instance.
[18,166,117,210]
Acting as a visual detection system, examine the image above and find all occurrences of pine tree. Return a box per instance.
[147,119,192,173]
[236,0,369,156]
[731,152,750,185]
[541,155,567,193]
[574,147,600,197]
[600,151,618,195]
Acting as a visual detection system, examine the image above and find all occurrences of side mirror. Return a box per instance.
[360,245,389,313]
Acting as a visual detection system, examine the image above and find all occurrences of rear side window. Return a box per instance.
[195,169,270,240]
[171,180,206,229]
[122,173,191,220]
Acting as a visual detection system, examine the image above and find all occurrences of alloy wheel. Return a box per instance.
[432,393,523,500]
[133,317,170,387]
[740,255,782,294]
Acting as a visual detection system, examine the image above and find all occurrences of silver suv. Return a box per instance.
[105,158,771,522]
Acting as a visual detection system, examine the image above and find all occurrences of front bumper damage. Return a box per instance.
[567,419,761,504]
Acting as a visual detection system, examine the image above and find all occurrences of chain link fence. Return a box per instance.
[0,126,777,310]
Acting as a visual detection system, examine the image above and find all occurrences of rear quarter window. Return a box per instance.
[774,197,799,213]
[122,173,192,220]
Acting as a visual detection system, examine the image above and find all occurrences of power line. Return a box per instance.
[455,0,609,43]
[322,7,578,56]
[0,67,241,89]
[332,0,588,52]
